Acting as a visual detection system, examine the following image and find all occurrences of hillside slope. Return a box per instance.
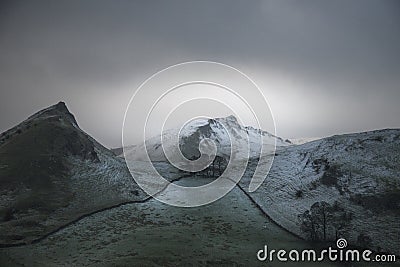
[241,129,400,254]
[122,115,290,161]
[0,102,147,245]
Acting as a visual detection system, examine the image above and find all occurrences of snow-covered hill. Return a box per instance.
[240,129,400,254]
[0,102,147,245]
[122,115,290,162]
[288,137,321,145]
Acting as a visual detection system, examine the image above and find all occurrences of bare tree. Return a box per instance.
[299,201,352,241]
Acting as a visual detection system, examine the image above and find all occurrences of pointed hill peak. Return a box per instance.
[26,101,79,127]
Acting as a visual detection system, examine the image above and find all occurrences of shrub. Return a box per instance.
[1,208,15,222]
[357,232,372,248]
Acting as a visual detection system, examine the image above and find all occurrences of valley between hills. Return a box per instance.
[0,102,399,266]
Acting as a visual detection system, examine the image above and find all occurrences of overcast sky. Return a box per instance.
[1,0,399,148]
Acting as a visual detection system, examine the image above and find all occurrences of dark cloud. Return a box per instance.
[0,0,399,147]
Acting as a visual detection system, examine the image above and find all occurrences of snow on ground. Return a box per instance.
[0,177,344,267]
[121,115,290,161]
[240,129,400,254]
[289,137,322,145]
